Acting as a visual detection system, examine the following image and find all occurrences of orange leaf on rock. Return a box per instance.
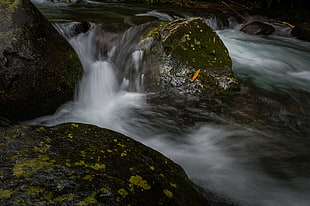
[191,69,201,82]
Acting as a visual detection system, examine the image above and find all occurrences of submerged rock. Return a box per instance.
[0,123,211,205]
[0,0,82,121]
[139,17,239,100]
[60,21,92,39]
[240,21,275,35]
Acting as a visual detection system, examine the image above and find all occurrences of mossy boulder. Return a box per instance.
[0,0,83,121]
[0,123,211,205]
[140,17,239,100]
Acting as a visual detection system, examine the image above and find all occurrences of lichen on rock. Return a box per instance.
[0,123,213,205]
[139,17,239,100]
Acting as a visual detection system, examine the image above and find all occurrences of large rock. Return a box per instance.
[139,17,239,100]
[240,21,275,35]
[0,123,211,205]
[0,0,83,121]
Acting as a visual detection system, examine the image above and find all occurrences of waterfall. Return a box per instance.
[29,23,147,129]
[76,61,118,110]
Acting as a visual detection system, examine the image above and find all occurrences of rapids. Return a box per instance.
[29,1,310,205]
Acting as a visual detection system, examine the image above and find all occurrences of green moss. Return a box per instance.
[88,163,106,170]
[33,142,51,153]
[117,142,126,148]
[164,189,173,199]
[80,150,87,157]
[73,160,105,170]
[41,192,53,201]
[161,18,231,70]
[13,200,21,205]
[12,155,53,177]
[100,188,110,193]
[54,193,74,202]
[77,192,97,206]
[74,160,86,166]
[0,0,22,11]
[26,186,45,195]
[129,175,151,190]
[83,175,94,181]
[71,123,79,128]
[170,182,177,188]
[121,150,127,157]
[0,189,13,199]
[117,188,129,198]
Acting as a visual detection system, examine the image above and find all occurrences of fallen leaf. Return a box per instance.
[191,69,200,82]
[281,21,295,28]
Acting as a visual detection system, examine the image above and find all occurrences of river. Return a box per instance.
[29,1,310,205]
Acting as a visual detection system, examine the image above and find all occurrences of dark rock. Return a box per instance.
[292,22,310,41]
[0,123,212,205]
[139,17,239,100]
[240,21,275,35]
[61,21,92,38]
[0,0,83,121]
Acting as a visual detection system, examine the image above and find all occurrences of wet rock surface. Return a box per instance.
[61,21,92,38]
[240,21,275,35]
[0,0,82,121]
[140,17,239,100]
[0,123,215,206]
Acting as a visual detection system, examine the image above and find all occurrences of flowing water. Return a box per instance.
[30,1,310,205]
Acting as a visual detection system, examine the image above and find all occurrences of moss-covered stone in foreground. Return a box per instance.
[140,17,239,99]
[0,123,209,205]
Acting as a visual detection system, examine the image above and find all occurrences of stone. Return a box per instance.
[0,123,212,205]
[139,17,239,100]
[240,21,275,35]
[0,0,83,121]
[61,21,92,38]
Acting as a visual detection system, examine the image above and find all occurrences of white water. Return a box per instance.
[28,5,310,205]
[218,29,310,92]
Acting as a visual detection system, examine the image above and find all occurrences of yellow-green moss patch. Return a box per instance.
[0,189,13,199]
[117,188,129,198]
[12,155,53,177]
[77,192,97,206]
[170,182,177,188]
[26,186,45,195]
[54,193,74,202]
[129,175,151,190]
[88,163,106,170]
[164,189,173,199]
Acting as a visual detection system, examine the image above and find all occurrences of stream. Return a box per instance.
[29,1,310,205]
